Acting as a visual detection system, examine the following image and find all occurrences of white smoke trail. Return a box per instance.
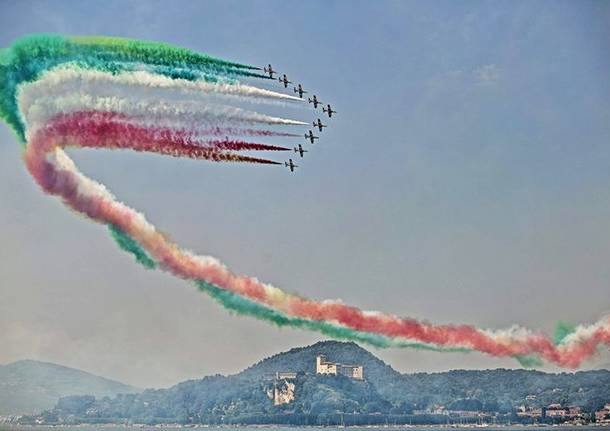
[559,316,610,346]
[21,94,306,139]
[480,325,534,347]
[21,66,303,105]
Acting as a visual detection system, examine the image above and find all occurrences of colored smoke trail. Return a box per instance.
[2,34,610,368]
[48,111,291,156]
[22,67,302,104]
[190,127,300,138]
[22,95,306,136]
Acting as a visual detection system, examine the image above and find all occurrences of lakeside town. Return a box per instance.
[264,356,610,425]
[3,347,610,428]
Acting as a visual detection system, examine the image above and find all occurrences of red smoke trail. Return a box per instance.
[53,111,299,138]
[195,126,300,138]
[23,116,610,367]
[8,34,609,369]
[204,138,290,152]
[22,113,610,368]
[47,112,286,163]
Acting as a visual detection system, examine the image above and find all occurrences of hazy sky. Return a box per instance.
[1,0,609,388]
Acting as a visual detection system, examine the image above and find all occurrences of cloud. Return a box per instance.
[474,64,501,86]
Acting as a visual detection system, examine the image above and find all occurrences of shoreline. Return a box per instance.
[4,424,610,429]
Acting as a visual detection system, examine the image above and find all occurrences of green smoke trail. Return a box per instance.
[71,35,258,70]
[103,222,475,353]
[108,224,156,269]
[104,221,476,354]
[553,321,576,345]
[0,34,261,141]
[513,322,576,364]
[68,35,268,80]
[514,354,544,368]
[196,280,473,353]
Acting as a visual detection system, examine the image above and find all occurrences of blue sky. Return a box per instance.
[1,0,609,387]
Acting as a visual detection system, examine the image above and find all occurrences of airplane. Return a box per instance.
[263,64,276,78]
[322,104,337,118]
[304,130,319,144]
[278,74,291,88]
[294,144,308,158]
[313,118,327,132]
[285,158,298,172]
[308,94,322,109]
[293,84,307,98]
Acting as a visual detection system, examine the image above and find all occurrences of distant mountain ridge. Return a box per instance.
[20,341,610,425]
[0,359,139,415]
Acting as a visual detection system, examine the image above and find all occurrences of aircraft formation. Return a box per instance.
[262,64,337,172]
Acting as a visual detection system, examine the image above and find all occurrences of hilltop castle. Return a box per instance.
[266,354,365,406]
[316,354,363,379]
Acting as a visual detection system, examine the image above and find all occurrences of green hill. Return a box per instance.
[239,340,402,393]
[22,341,610,425]
[0,359,139,415]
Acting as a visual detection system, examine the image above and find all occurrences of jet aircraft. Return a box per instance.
[322,104,336,118]
[278,74,291,88]
[285,159,298,172]
[294,144,308,157]
[304,130,319,143]
[293,84,307,98]
[263,64,276,78]
[313,118,327,132]
[308,95,322,109]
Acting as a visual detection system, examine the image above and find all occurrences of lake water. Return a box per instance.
[3,426,610,431]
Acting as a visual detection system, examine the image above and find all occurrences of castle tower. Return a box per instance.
[316,354,362,379]
[316,355,326,371]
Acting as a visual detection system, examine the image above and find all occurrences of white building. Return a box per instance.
[267,380,295,406]
[316,355,363,379]
[275,371,297,380]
